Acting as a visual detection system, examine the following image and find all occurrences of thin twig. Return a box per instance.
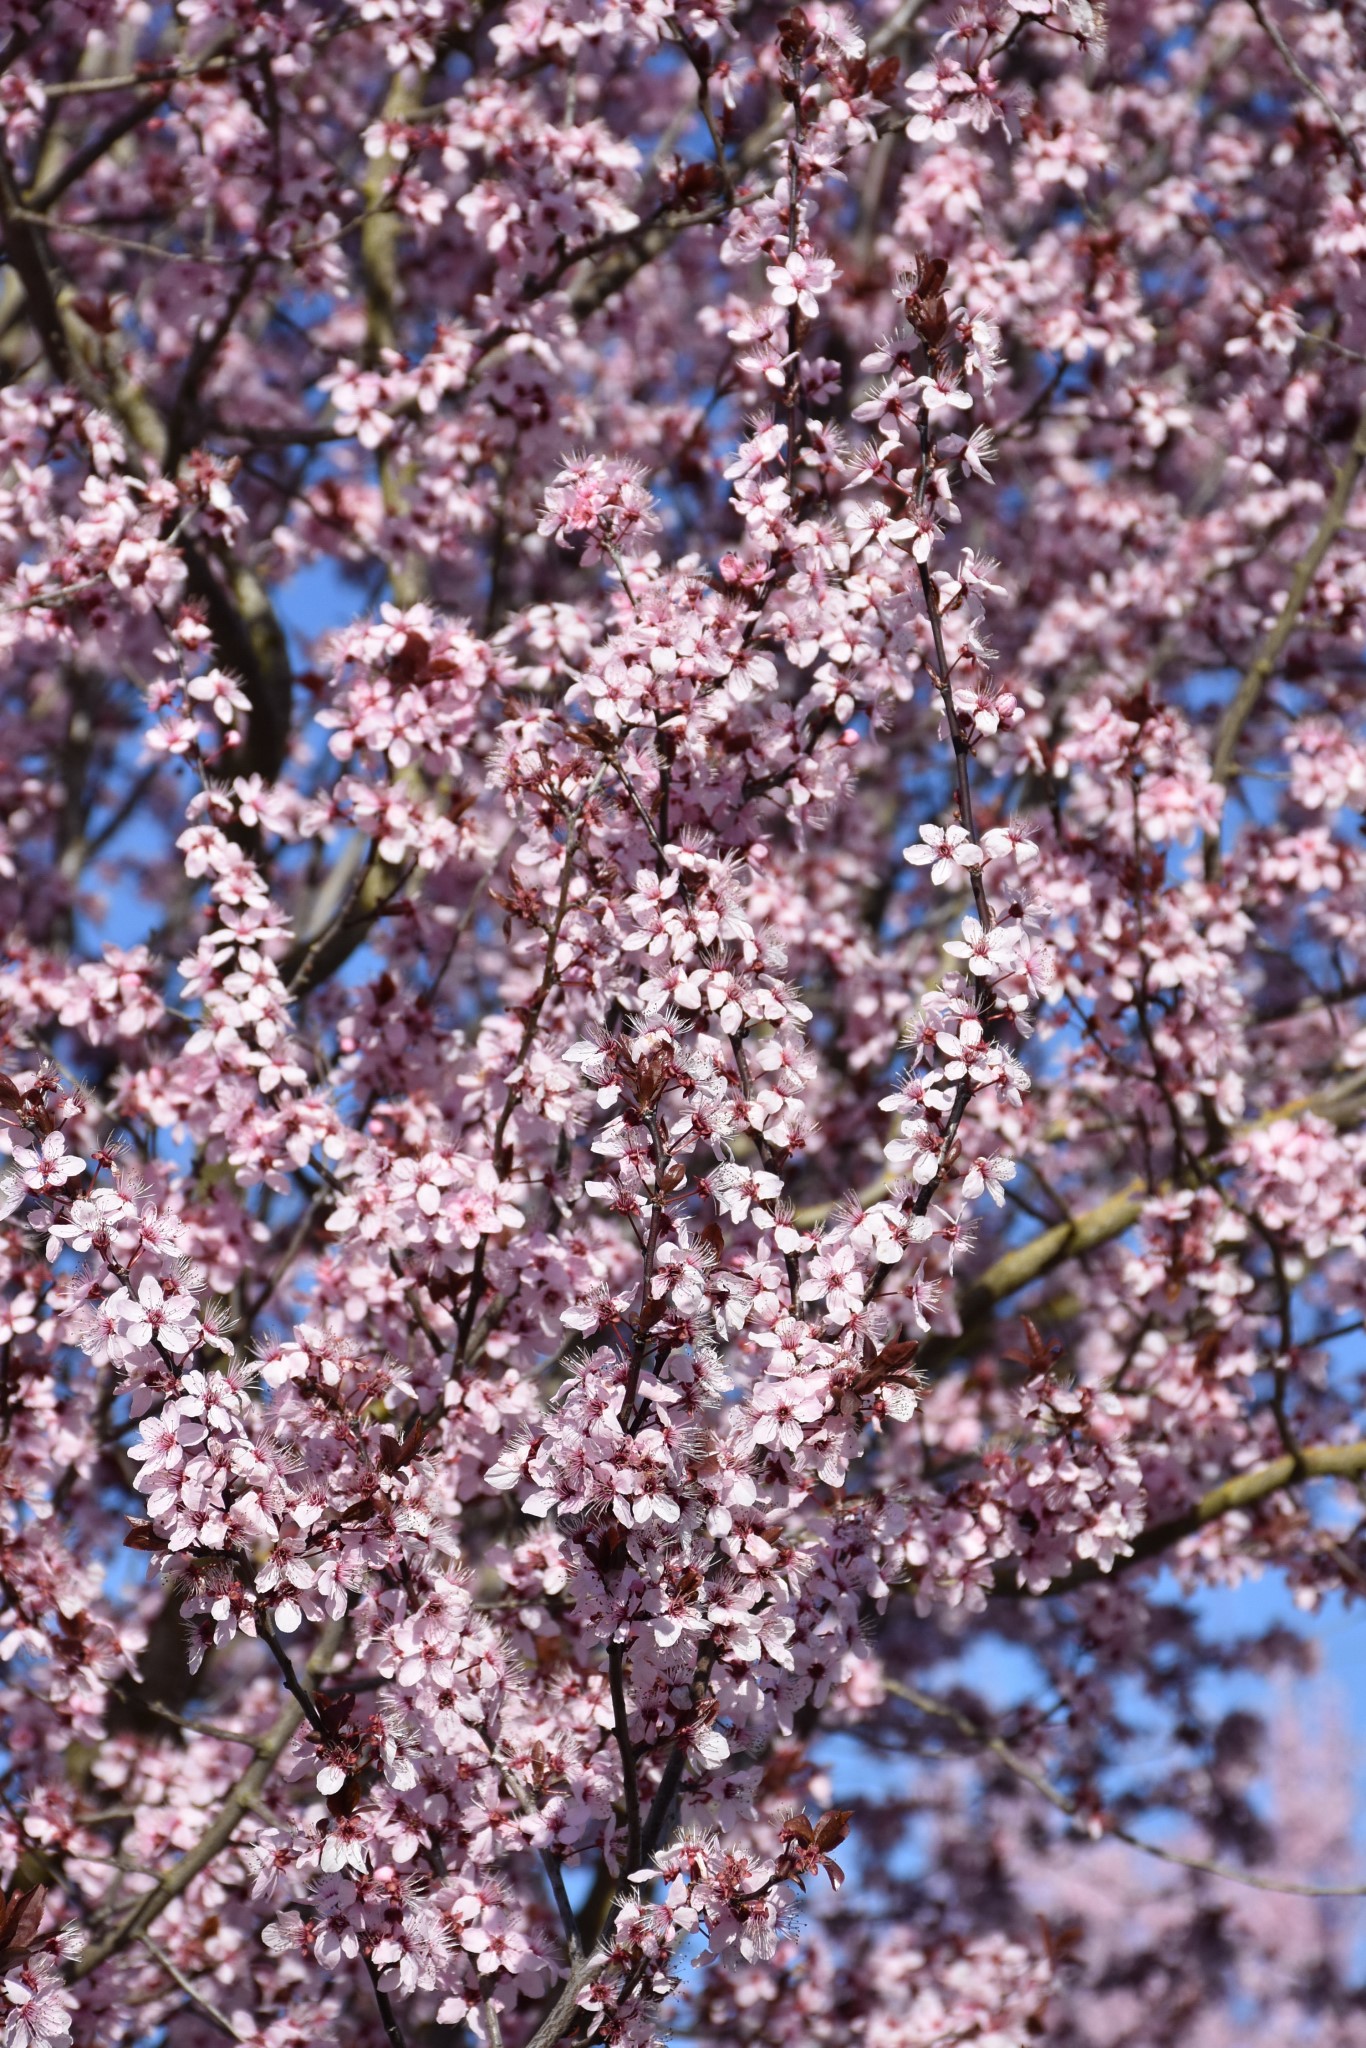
[40,63,228,97]
[258,1609,327,1734]
[1245,0,1364,172]
[126,1695,267,1752]
[483,1737,583,1963]
[140,1933,244,2040]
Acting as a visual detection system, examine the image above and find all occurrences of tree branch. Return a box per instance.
[886,1678,1366,1895]
[608,1640,643,1877]
[139,1933,244,2041]
[522,1957,599,2048]
[903,1070,1366,1377]
[71,1617,344,1982]
[363,1951,410,2048]
[1244,0,1364,174]
[1207,397,1366,795]
[0,106,294,781]
[999,1438,1366,1599]
[914,1179,1145,1377]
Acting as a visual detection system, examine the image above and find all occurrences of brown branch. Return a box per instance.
[30,90,171,211]
[0,145,81,385]
[363,1951,410,2048]
[999,1438,1366,1599]
[1245,0,1364,174]
[491,1750,584,1965]
[608,1640,643,1877]
[885,1678,1366,1895]
[836,1069,1366,1376]
[123,1694,269,1752]
[868,0,933,52]
[71,1617,344,1982]
[39,63,230,98]
[281,837,388,998]
[522,1957,600,2048]
[1251,972,1366,1027]
[361,69,426,610]
[491,764,607,1183]
[139,1933,244,2041]
[1207,397,1366,795]
[916,547,991,928]
[0,137,295,781]
[519,1643,722,2048]
[165,203,278,468]
[24,31,237,212]
[912,1178,1145,1377]
[561,12,922,333]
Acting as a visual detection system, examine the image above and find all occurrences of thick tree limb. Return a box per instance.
[907,1070,1366,1377]
[986,1439,1366,1602]
[915,1179,1146,1379]
[522,1958,599,2048]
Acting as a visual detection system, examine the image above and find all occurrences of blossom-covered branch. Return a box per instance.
[3,4,1366,2046]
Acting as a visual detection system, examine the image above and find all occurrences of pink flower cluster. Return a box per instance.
[1,3,1366,2047]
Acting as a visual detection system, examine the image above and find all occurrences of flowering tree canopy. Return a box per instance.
[4,0,1366,2042]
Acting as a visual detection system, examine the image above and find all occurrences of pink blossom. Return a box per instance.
[767,250,838,321]
[0,13,1362,2048]
[9,1134,84,1196]
[944,916,1026,977]
[538,454,659,564]
[107,1274,202,1356]
[2,1958,74,2048]
[905,823,985,886]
